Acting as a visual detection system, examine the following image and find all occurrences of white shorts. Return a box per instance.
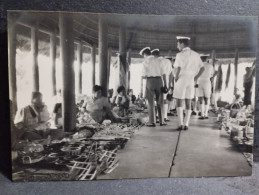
[173,77,194,99]
[197,79,211,98]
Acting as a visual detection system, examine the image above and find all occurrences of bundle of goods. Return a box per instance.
[219,106,254,159]
[77,111,97,125]
[92,123,143,140]
[67,143,119,180]
[13,138,121,181]
[13,113,147,181]
[217,108,230,124]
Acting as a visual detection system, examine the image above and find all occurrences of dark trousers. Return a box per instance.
[145,77,163,124]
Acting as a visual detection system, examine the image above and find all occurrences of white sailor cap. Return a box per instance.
[139,47,151,55]
[151,49,159,53]
[176,36,191,40]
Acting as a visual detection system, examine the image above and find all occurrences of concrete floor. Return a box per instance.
[98,113,251,179]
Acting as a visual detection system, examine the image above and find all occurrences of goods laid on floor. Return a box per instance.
[217,104,254,166]
[12,112,148,181]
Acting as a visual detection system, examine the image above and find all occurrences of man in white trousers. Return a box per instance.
[173,36,205,130]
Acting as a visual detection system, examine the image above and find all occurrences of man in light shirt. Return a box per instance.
[151,49,172,125]
[197,54,217,119]
[173,36,205,130]
[140,47,168,127]
[160,55,173,122]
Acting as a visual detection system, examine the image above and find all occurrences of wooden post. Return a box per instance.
[50,32,57,96]
[8,14,17,116]
[98,15,108,97]
[140,77,144,97]
[107,47,112,90]
[211,50,216,106]
[211,50,216,67]
[234,49,239,95]
[191,21,196,50]
[77,41,83,94]
[31,24,39,92]
[59,13,76,132]
[91,45,96,87]
[119,25,127,90]
[127,49,132,91]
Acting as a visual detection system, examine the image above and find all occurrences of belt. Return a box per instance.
[146,76,161,78]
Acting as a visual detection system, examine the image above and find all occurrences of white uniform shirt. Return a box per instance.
[142,56,165,77]
[198,62,214,81]
[160,57,173,86]
[174,47,204,78]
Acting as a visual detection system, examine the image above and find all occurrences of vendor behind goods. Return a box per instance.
[81,85,120,124]
[14,92,51,141]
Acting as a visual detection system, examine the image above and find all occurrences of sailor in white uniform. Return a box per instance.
[173,36,205,130]
[140,47,168,127]
[197,54,217,119]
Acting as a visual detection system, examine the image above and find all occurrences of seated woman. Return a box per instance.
[14,92,51,141]
[81,85,119,123]
[113,86,130,117]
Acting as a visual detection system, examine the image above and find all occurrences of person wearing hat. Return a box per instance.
[197,54,217,119]
[14,92,51,141]
[173,36,205,130]
[140,47,168,127]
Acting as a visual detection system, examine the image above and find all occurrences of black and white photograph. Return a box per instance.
[8,11,256,181]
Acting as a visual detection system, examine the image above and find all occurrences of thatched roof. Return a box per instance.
[9,11,257,59]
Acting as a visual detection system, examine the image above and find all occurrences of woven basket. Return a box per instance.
[230,103,241,118]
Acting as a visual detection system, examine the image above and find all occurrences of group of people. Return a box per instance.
[12,84,137,142]
[140,36,217,130]
[12,35,254,142]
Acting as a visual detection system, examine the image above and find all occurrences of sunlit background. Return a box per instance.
[15,49,255,111]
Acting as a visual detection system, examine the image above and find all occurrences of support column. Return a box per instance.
[59,13,76,132]
[234,49,239,95]
[50,32,57,96]
[127,49,132,91]
[8,14,17,116]
[119,24,127,90]
[77,41,83,94]
[31,24,39,92]
[211,50,216,67]
[140,77,144,97]
[91,45,96,88]
[107,47,112,90]
[211,50,217,107]
[98,15,108,97]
